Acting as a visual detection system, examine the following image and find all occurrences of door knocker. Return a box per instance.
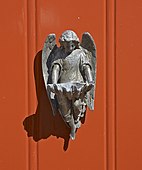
[42,30,97,140]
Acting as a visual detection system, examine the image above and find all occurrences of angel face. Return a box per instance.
[59,30,80,54]
[63,41,76,54]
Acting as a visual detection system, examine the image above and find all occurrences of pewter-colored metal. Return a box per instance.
[42,30,97,140]
[81,32,97,110]
[42,33,56,86]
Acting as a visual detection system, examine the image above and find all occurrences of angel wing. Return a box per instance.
[80,32,97,110]
[42,33,57,86]
[42,34,59,115]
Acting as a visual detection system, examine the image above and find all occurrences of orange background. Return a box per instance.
[0,0,142,170]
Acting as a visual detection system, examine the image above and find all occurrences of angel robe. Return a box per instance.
[51,48,91,83]
[50,48,92,123]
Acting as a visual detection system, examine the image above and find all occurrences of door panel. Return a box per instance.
[36,0,107,170]
[0,1,28,170]
[116,1,142,170]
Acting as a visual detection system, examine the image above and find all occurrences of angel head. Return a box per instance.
[59,30,80,54]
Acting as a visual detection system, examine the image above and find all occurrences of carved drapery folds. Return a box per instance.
[42,30,96,140]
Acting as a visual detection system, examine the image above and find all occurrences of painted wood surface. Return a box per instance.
[0,0,141,170]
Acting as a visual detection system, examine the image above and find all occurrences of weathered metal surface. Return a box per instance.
[42,30,97,140]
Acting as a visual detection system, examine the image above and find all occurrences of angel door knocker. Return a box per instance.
[42,30,96,140]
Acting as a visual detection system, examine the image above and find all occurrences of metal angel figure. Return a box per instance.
[42,30,96,140]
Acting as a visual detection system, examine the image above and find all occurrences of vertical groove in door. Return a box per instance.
[114,0,117,170]
[26,0,38,170]
[34,1,39,169]
[106,0,117,170]
[24,0,29,169]
[104,0,107,170]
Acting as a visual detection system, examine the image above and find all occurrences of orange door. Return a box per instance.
[34,0,106,170]
[116,1,142,169]
[0,0,142,170]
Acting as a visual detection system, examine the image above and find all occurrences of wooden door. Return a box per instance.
[0,0,141,170]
